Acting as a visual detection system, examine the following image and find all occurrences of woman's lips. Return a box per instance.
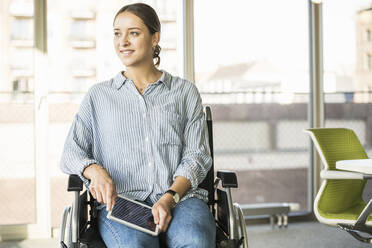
[120,50,134,56]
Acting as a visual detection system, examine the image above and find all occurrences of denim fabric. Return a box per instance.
[165,198,216,248]
[98,197,216,248]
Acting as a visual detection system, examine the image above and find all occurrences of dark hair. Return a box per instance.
[114,3,161,67]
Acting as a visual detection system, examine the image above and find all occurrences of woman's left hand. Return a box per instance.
[152,194,174,232]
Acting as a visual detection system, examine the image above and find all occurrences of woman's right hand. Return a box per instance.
[83,163,118,211]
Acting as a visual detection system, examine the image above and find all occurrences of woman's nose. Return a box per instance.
[120,34,130,46]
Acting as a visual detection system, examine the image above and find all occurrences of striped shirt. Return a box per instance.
[60,70,212,204]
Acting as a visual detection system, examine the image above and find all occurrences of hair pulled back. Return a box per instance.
[114,3,161,67]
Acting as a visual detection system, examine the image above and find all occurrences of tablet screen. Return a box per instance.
[110,197,157,232]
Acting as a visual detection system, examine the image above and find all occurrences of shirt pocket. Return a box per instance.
[151,107,184,146]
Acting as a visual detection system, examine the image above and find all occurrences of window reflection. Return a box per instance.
[10,19,33,41]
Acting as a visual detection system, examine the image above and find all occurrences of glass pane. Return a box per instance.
[10,19,33,41]
[0,0,35,225]
[195,0,310,212]
[47,0,181,227]
[323,1,372,199]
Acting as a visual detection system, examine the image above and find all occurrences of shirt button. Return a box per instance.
[148,162,152,167]
[143,113,146,118]
[145,137,149,142]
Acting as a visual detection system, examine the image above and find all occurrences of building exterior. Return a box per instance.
[1,0,34,94]
[355,5,372,101]
[0,0,178,101]
[196,60,283,104]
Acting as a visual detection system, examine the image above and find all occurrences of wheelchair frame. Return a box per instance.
[60,106,248,248]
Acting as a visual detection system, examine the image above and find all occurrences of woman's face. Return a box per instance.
[113,11,159,68]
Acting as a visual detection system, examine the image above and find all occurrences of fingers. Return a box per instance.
[96,187,103,203]
[106,189,112,211]
[87,165,114,204]
[160,209,172,232]
[111,188,118,208]
[89,176,117,211]
[152,207,160,226]
[105,183,117,211]
[90,186,97,199]
[158,208,166,231]
[153,205,172,232]
[164,215,172,231]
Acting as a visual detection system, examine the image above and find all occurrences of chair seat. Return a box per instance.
[318,201,372,223]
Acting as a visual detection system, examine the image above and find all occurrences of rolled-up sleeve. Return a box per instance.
[60,92,98,185]
[173,84,212,190]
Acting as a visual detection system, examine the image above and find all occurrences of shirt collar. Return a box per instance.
[113,70,171,90]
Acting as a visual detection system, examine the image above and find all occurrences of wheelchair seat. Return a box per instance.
[60,106,248,248]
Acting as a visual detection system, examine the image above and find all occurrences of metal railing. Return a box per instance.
[2,90,371,104]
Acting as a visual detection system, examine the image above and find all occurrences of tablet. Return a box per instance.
[107,195,159,236]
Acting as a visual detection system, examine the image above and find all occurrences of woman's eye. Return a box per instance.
[130,32,139,36]
[114,32,121,37]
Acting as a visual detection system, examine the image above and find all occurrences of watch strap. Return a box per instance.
[165,189,177,196]
[165,189,180,204]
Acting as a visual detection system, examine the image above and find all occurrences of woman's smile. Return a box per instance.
[120,49,135,56]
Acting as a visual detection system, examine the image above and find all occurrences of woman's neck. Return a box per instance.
[124,64,162,86]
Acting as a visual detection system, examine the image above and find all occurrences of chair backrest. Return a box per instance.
[306,128,367,215]
[198,106,215,208]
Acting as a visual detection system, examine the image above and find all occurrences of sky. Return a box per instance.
[193,0,370,90]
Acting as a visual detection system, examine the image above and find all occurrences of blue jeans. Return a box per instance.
[98,197,216,248]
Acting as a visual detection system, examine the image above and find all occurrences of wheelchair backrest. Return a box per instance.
[198,106,215,208]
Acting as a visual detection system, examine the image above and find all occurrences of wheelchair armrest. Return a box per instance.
[68,174,84,192]
[217,170,238,188]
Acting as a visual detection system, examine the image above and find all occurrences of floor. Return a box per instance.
[0,221,371,248]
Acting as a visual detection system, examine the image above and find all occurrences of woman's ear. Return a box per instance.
[152,32,160,47]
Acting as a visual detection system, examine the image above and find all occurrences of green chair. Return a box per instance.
[305,128,372,243]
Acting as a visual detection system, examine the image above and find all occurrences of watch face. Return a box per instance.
[166,190,180,203]
[174,193,180,203]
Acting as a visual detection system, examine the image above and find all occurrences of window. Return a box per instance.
[365,53,372,71]
[70,20,95,41]
[70,20,96,48]
[366,29,371,42]
[10,18,33,47]
[70,51,96,77]
[0,0,35,225]
[9,0,33,17]
[195,0,310,213]
[10,19,32,41]
[323,1,372,197]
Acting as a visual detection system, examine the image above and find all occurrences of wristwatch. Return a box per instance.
[165,189,180,204]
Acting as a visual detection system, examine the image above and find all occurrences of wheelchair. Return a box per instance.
[60,106,249,248]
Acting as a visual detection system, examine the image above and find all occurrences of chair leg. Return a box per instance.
[234,203,249,248]
[338,223,372,243]
[71,191,80,244]
[60,206,71,248]
[348,231,372,243]
[347,230,372,244]
[356,199,372,226]
[225,188,239,240]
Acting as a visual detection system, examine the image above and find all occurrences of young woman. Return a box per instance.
[60,3,215,248]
